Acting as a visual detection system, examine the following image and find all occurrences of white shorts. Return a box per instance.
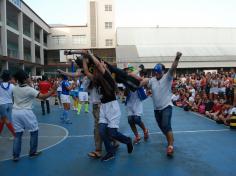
[61,94,71,104]
[12,109,39,133]
[79,92,89,102]
[99,100,121,128]
[127,101,143,116]
[210,87,218,94]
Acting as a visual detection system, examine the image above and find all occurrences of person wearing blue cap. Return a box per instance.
[140,52,182,157]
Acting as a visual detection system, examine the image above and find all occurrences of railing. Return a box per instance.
[0,45,3,55]
[24,53,31,62]
[23,30,31,38]
[7,48,18,59]
[7,20,18,30]
[36,57,41,64]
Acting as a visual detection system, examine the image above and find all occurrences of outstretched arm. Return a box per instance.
[57,69,82,78]
[140,78,150,87]
[169,52,182,77]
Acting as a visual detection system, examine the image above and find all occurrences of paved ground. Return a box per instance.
[0,98,235,176]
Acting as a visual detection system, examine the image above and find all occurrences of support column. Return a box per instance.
[30,22,35,63]
[40,29,44,65]
[31,66,36,76]
[2,61,8,71]
[18,11,24,60]
[1,0,7,56]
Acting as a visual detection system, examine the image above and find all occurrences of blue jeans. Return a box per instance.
[99,123,130,154]
[154,105,173,134]
[128,115,142,126]
[13,130,38,158]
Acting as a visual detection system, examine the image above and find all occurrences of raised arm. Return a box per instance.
[83,59,94,80]
[87,50,105,74]
[169,52,182,77]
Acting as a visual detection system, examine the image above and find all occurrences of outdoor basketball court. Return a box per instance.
[0,98,235,176]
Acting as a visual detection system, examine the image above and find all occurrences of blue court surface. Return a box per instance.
[0,98,236,176]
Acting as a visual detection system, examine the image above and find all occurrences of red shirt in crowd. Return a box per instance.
[38,81,52,94]
[212,103,222,113]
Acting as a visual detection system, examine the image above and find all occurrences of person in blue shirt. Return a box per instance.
[59,74,75,124]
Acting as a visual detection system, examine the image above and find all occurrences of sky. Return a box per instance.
[23,0,236,27]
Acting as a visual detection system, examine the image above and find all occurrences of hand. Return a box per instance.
[87,50,93,56]
[52,82,58,91]
[176,52,182,59]
[57,69,63,73]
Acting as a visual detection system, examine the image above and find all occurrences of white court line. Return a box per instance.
[0,123,69,162]
[0,129,229,140]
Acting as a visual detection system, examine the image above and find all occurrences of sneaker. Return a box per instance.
[13,156,20,162]
[65,120,72,124]
[101,152,115,162]
[144,129,149,140]
[127,138,133,154]
[9,136,15,140]
[112,141,120,150]
[133,135,141,144]
[166,146,174,157]
[29,151,42,158]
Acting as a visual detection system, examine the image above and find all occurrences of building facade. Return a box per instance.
[116,27,236,72]
[0,0,116,76]
[0,0,50,75]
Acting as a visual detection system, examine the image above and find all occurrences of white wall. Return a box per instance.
[116,27,236,68]
[95,0,116,48]
[48,26,90,50]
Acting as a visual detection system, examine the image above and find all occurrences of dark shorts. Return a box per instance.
[154,105,173,134]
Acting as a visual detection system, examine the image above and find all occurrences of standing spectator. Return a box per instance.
[0,70,15,137]
[38,75,52,115]
[12,69,57,162]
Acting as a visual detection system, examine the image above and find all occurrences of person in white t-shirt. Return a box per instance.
[12,69,57,162]
[140,52,182,157]
[0,70,15,137]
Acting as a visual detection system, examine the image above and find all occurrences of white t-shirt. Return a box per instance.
[148,71,173,110]
[13,85,39,110]
[230,107,236,115]
[189,88,196,98]
[171,94,179,102]
[89,87,101,104]
[0,82,14,105]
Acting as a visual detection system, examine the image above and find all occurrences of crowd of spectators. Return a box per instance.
[171,71,236,126]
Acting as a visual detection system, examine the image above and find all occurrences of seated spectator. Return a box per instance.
[217,101,233,125]
[172,89,180,106]
[205,99,223,120]
[191,94,201,112]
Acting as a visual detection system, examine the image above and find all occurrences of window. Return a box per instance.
[72,35,87,45]
[52,35,66,45]
[105,22,112,29]
[105,39,113,46]
[105,4,112,11]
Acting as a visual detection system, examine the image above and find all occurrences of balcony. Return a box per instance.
[7,48,18,59]
[23,15,31,38]
[36,56,41,64]
[7,1,19,31]
[7,30,19,59]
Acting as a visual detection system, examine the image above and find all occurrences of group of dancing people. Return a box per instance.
[0,50,182,162]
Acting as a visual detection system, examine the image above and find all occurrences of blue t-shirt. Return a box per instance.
[61,80,70,95]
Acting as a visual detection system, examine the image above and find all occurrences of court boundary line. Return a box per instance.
[0,129,229,140]
[0,123,69,162]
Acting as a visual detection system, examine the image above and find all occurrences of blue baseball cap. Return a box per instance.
[153,64,163,74]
